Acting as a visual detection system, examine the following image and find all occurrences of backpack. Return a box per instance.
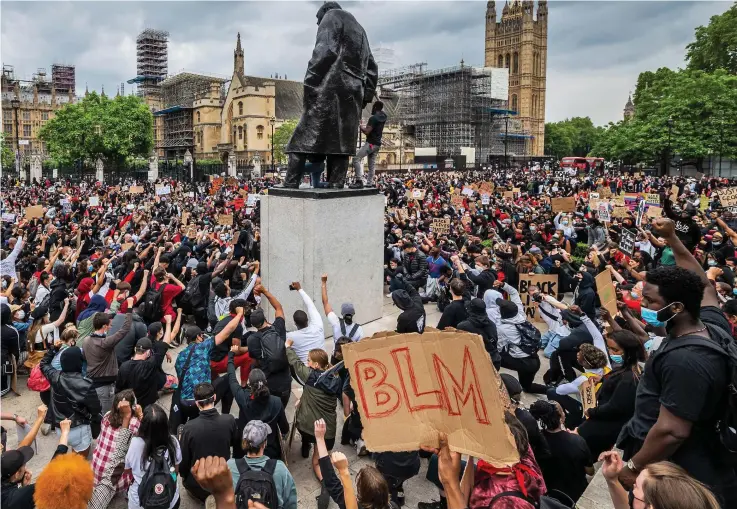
[137,446,177,509]
[512,321,542,356]
[180,275,204,312]
[258,327,289,373]
[653,324,737,462]
[339,318,359,341]
[139,284,166,323]
[234,458,279,509]
[489,490,574,508]
[207,294,219,329]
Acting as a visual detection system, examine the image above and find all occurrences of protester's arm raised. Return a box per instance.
[214,307,244,345]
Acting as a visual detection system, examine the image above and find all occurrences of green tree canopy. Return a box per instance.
[39,92,153,166]
[0,133,15,170]
[272,119,297,165]
[544,117,602,158]
[686,3,737,74]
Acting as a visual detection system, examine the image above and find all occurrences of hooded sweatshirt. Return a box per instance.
[457,299,500,365]
[366,110,388,146]
[573,272,597,321]
[393,283,426,334]
[494,283,531,359]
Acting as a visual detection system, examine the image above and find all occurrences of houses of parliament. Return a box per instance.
[485,0,548,156]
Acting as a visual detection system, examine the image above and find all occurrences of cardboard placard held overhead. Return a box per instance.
[700,195,710,211]
[618,228,637,257]
[551,197,576,213]
[518,274,558,322]
[669,185,680,202]
[503,191,515,200]
[218,214,233,226]
[451,195,465,208]
[646,205,662,218]
[461,186,475,196]
[342,331,519,466]
[181,212,190,225]
[481,194,491,205]
[644,193,660,206]
[23,205,44,219]
[155,185,171,196]
[597,202,611,222]
[580,377,598,415]
[718,187,737,207]
[88,196,100,207]
[129,185,144,194]
[411,189,426,200]
[611,206,630,218]
[431,218,451,235]
[595,270,618,318]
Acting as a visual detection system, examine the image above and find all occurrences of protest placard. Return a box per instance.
[451,195,465,208]
[595,269,618,318]
[24,205,44,219]
[636,200,646,227]
[599,187,612,198]
[503,191,515,200]
[611,206,629,218]
[245,207,254,215]
[461,187,475,196]
[218,214,233,226]
[411,189,426,200]
[518,274,558,322]
[88,196,100,207]
[129,186,144,194]
[597,202,610,222]
[700,195,710,211]
[1,213,15,222]
[551,197,576,213]
[623,193,639,211]
[580,377,598,415]
[181,212,190,225]
[479,181,494,193]
[644,193,660,207]
[155,185,171,196]
[342,331,519,465]
[431,218,450,235]
[670,185,680,202]
[481,194,490,205]
[718,187,737,207]
[247,194,259,207]
[590,192,600,200]
[618,228,636,256]
[233,197,245,210]
[646,205,662,218]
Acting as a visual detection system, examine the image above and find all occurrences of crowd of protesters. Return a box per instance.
[1,163,736,509]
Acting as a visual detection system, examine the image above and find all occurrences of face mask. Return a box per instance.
[733,288,737,296]
[627,490,637,509]
[641,302,678,328]
[631,291,639,299]
[708,259,718,267]
[713,241,722,247]
[561,221,569,226]
[14,311,25,321]
[530,226,537,232]
[609,354,623,364]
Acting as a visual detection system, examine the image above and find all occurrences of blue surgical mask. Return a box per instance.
[561,221,569,226]
[641,303,677,328]
[631,291,639,299]
[733,288,737,296]
[609,354,623,364]
[708,259,718,267]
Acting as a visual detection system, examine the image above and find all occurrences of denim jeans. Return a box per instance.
[541,331,563,358]
[95,383,115,416]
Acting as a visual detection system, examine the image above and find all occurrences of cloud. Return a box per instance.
[0,1,729,125]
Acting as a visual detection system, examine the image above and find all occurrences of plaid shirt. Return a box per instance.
[88,427,134,509]
[90,414,141,492]
[176,337,215,400]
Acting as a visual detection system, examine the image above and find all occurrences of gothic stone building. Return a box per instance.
[485,0,547,156]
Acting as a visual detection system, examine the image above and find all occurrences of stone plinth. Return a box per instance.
[260,187,384,335]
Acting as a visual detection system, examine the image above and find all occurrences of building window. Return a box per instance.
[196,111,201,123]
[257,125,264,140]
[22,111,30,120]
[505,53,510,69]
[41,112,48,121]
[498,54,503,67]
[511,95,518,113]
[513,52,519,74]
[238,126,243,139]
[3,122,11,134]
[238,101,243,115]
[23,124,31,137]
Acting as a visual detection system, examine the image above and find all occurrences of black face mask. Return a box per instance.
[343,314,353,325]
[627,489,636,509]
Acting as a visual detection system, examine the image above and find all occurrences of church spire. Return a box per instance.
[234,32,244,75]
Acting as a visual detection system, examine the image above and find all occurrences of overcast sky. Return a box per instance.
[0,1,730,125]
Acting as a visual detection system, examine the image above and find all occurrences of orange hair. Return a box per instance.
[33,453,94,509]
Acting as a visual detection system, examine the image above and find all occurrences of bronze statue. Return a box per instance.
[283,2,378,189]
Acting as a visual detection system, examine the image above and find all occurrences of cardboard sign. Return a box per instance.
[88,196,100,207]
[599,187,612,198]
[580,377,598,415]
[518,274,558,323]
[644,193,660,207]
[210,177,224,195]
[646,205,662,218]
[597,202,610,222]
[595,270,618,318]
[512,187,521,196]
[451,195,464,208]
[718,187,737,207]
[551,197,576,213]
[342,331,519,466]
[218,214,233,226]
[181,212,190,225]
[411,189,426,200]
[590,192,600,200]
[1,213,15,222]
[619,228,636,256]
[503,191,515,200]
[479,181,494,193]
[611,206,630,218]
[669,185,680,202]
[432,218,450,235]
[129,186,144,194]
[155,185,171,196]
[481,194,490,205]
[700,195,710,211]
[461,187,475,196]
[24,206,44,219]
[247,194,259,207]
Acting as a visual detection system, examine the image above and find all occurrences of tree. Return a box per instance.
[272,119,297,165]
[686,3,737,75]
[544,117,602,158]
[39,92,153,166]
[0,133,15,170]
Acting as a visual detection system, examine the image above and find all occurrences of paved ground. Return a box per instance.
[2,296,613,509]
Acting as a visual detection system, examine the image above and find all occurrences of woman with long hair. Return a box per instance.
[124,403,181,509]
[600,452,721,509]
[28,299,69,352]
[576,328,645,459]
[91,389,142,495]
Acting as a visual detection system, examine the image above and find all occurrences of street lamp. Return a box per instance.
[270,116,275,173]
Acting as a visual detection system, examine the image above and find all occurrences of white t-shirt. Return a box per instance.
[34,285,50,306]
[125,436,182,509]
[287,290,325,363]
[35,323,59,346]
[327,311,364,342]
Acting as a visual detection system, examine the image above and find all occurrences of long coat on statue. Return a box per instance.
[286,8,378,156]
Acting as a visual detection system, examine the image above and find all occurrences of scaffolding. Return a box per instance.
[51,64,75,94]
[128,28,169,99]
[379,62,530,164]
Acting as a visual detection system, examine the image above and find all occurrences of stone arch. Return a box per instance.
[238,101,243,116]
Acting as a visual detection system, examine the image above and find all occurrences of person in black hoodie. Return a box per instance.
[457,298,500,369]
[47,265,72,323]
[391,281,426,334]
[436,279,468,330]
[351,100,387,188]
[573,270,597,321]
[663,198,701,252]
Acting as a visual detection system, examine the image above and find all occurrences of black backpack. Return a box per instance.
[137,446,177,509]
[512,321,542,356]
[653,324,737,463]
[139,284,166,323]
[258,327,289,373]
[181,275,204,312]
[339,318,359,341]
[234,458,279,509]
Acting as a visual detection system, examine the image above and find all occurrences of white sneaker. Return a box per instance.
[356,438,368,456]
[385,293,393,298]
